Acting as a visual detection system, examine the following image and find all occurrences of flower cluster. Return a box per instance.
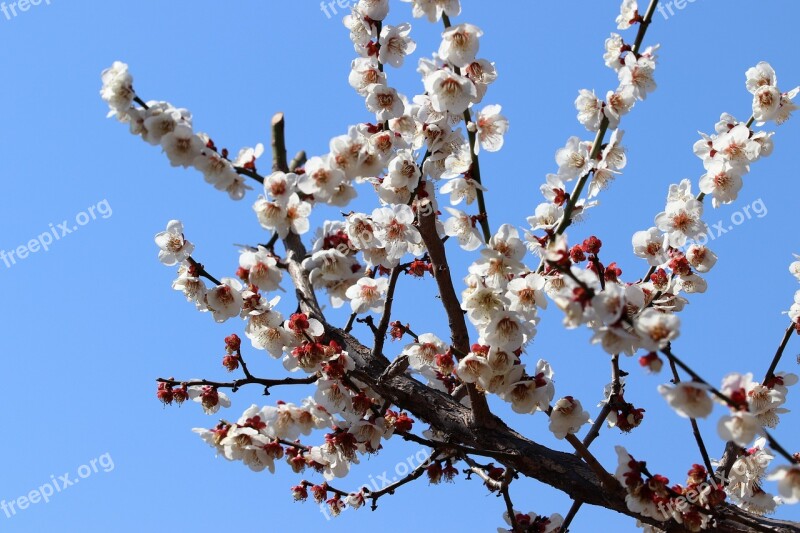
[715,370,798,447]
[788,254,800,331]
[100,62,254,200]
[615,447,721,529]
[497,508,563,533]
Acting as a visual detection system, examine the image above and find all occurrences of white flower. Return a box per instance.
[686,244,717,273]
[753,85,783,124]
[475,104,508,153]
[604,33,625,70]
[172,262,207,309]
[575,90,604,131]
[555,137,593,181]
[736,490,781,516]
[718,411,761,447]
[233,143,265,170]
[456,353,492,384]
[315,379,353,415]
[727,438,774,499]
[440,176,486,205]
[502,360,555,413]
[100,61,135,118]
[700,160,742,207]
[379,23,416,68]
[605,85,636,127]
[654,197,704,248]
[712,124,760,169]
[634,308,680,351]
[499,511,563,533]
[658,382,714,419]
[616,0,639,30]
[206,278,244,323]
[349,57,387,95]
[463,59,497,99]
[246,309,290,358]
[372,204,422,262]
[631,227,667,267]
[482,311,535,352]
[439,23,482,68]
[506,274,547,318]
[789,254,800,282]
[194,149,239,192]
[549,397,591,439]
[404,333,448,371]
[775,87,800,125]
[142,106,188,146]
[424,70,477,115]
[345,276,389,314]
[591,283,628,325]
[239,247,282,292]
[365,84,406,122]
[260,172,295,205]
[357,0,389,20]
[618,52,656,100]
[253,193,311,238]
[767,465,800,504]
[161,124,204,168]
[745,62,777,94]
[443,207,482,251]
[442,141,473,179]
[297,156,345,203]
[386,150,421,189]
[527,202,563,231]
[346,212,379,250]
[155,220,194,266]
[462,284,508,325]
[401,0,461,22]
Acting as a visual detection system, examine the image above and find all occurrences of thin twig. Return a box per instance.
[764,322,796,383]
[667,357,716,480]
[373,266,404,357]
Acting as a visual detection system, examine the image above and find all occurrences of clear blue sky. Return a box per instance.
[2,1,800,531]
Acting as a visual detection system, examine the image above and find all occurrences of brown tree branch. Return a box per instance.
[416,188,494,428]
[156,375,317,395]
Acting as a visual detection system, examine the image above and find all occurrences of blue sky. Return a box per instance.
[2,1,800,531]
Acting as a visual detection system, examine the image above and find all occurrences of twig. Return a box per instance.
[667,357,716,480]
[289,150,307,172]
[186,256,222,286]
[764,322,796,383]
[373,266,404,357]
[156,375,317,395]
[271,112,289,173]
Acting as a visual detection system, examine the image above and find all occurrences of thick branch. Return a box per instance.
[416,191,493,427]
